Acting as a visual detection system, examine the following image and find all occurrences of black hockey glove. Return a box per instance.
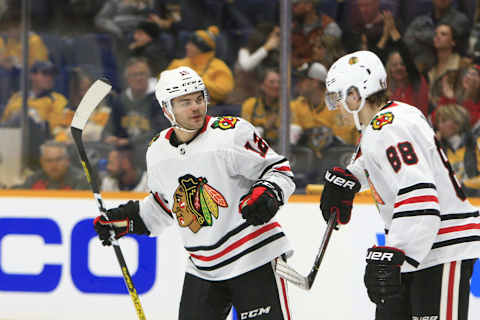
[320,167,361,226]
[364,246,406,305]
[239,180,284,226]
[93,200,150,246]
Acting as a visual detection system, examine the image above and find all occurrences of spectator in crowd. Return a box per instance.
[342,0,398,53]
[174,0,223,33]
[94,0,159,65]
[0,9,49,70]
[291,0,342,68]
[101,145,148,192]
[55,65,115,143]
[435,65,480,128]
[13,140,89,190]
[105,57,169,166]
[0,8,49,108]
[237,23,280,72]
[385,50,430,117]
[1,60,68,140]
[128,20,169,75]
[375,10,430,117]
[291,62,359,158]
[404,0,471,73]
[226,23,280,105]
[427,23,471,98]
[147,1,183,59]
[149,0,182,32]
[434,103,480,196]
[241,67,289,147]
[310,33,345,69]
[94,0,157,39]
[166,25,234,106]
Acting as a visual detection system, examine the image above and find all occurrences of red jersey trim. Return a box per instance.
[165,128,174,140]
[438,223,480,235]
[394,195,439,208]
[275,166,292,172]
[189,222,280,262]
[152,192,173,218]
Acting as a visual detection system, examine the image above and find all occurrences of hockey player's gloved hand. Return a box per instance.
[320,167,360,226]
[364,246,405,305]
[239,180,284,226]
[93,200,150,246]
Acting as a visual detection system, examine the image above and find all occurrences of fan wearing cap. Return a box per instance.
[291,62,359,153]
[128,20,168,75]
[1,61,68,136]
[165,25,234,106]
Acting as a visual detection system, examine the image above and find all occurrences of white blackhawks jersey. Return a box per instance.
[138,115,295,281]
[348,101,480,273]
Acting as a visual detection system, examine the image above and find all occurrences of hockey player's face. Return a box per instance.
[345,86,361,111]
[172,91,207,130]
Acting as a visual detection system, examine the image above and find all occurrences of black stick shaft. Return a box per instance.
[71,126,147,320]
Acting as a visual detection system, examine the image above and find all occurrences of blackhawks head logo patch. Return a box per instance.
[173,174,228,233]
[211,116,238,130]
[348,56,358,65]
[371,112,394,130]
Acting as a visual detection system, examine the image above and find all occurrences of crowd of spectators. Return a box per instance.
[1,0,480,194]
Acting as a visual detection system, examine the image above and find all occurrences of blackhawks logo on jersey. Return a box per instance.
[371,112,394,130]
[211,116,238,130]
[173,174,228,233]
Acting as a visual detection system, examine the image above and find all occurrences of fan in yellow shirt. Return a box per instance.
[291,62,359,157]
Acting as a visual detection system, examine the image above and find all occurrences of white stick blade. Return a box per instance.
[71,79,112,130]
[275,259,310,290]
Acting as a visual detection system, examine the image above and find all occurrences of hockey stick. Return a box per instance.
[70,79,147,320]
[275,211,336,290]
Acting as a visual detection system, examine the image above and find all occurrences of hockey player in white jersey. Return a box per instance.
[321,50,480,319]
[93,66,295,319]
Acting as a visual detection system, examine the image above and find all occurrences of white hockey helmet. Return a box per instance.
[325,50,387,130]
[155,66,208,129]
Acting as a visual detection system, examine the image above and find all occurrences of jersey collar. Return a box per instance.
[380,101,397,111]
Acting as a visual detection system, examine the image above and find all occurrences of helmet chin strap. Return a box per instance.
[173,122,198,133]
[164,103,205,133]
[342,97,366,131]
[352,112,362,131]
